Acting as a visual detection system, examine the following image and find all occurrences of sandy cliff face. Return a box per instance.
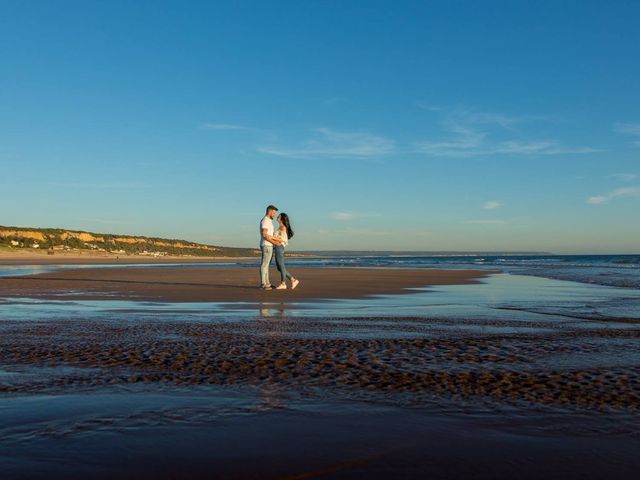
[0,230,46,242]
[60,232,105,242]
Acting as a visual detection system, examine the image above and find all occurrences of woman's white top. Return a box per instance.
[275,228,288,247]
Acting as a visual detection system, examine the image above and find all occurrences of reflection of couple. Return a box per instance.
[259,205,300,290]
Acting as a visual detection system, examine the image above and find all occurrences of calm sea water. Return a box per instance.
[286,254,640,289]
[0,254,638,289]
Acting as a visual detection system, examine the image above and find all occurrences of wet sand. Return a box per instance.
[0,266,488,302]
[1,305,640,478]
[2,312,638,408]
[2,389,638,480]
[1,268,639,478]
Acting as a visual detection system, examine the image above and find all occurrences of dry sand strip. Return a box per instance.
[0,252,256,265]
[0,266,489,302]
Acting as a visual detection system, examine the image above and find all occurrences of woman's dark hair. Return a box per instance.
[279,213,294,239]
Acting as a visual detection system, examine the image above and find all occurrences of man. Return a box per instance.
[259,205,281,289]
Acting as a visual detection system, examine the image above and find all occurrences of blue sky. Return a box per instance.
[1,0,639,253]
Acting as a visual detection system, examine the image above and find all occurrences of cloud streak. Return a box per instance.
[614,123,640,146]
[415,126,597,157]
[418,105,547,130]
[332,212,354,221]
[201,123,252,131]
[258,128,395,159]
[465,219,508,225]
[331,211,381,221]
[587,186,640,204]
[49,182,152,189]
[415,107,597,158]
[483,201,502,209]
[609,173,638,182]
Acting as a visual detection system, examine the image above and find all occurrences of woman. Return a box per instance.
[273,212,300,290]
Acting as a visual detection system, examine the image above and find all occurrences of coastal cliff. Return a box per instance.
[0,225,257,257]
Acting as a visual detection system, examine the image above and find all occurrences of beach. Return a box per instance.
[0,264,488,302]
[5,0,639,477]
[1,260,640,479]
[0,250,258,265]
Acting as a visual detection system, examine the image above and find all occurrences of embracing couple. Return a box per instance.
[259,205,300,290]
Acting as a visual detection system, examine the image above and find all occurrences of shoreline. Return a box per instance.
[0,266,490,302]
[0,251,259,265]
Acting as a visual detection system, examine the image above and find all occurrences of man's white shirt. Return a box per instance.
[259,216,274,247]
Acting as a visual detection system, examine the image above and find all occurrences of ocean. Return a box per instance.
[285,254,640,289]
[1,254,638,290]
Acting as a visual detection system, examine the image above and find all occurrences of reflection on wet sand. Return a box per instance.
[258,302,288,319]
[254,382,289,412]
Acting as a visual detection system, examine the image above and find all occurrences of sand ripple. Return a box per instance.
[1,316,639,410]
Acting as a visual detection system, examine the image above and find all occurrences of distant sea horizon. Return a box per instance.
[291,250,638,256]
[292,250,554,258]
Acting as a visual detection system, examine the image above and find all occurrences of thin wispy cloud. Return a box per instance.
[418,105,547,130]
[587,186,640,205]
[465,219,508,225]
[201,123,252,131]
[609,173,638,182]
[342,227,393,236]
[315,226,392,236]
[587,196,608,205]
[614,123,640,146]
[258,128,395,159]
[48,182,152,189]
[416,128,597,157]
[204,108,596,161]
[415,107,597,158]
[483,201,502,209]
[332,212,354,221]
[331,211,381,221]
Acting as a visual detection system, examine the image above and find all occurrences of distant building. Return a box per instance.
[32,243,40,249]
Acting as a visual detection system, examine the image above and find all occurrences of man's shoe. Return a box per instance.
[260,284,273,290]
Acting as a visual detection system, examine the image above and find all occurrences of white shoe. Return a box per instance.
[291,278,299,290]
[260,284,273,290]
[275,283,287,290]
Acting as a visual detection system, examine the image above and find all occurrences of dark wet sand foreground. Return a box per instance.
[0,266,488,302]
[2,305,640,478]
[2,313,639,408]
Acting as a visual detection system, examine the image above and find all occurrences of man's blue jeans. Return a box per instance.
[260,245,273,286]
